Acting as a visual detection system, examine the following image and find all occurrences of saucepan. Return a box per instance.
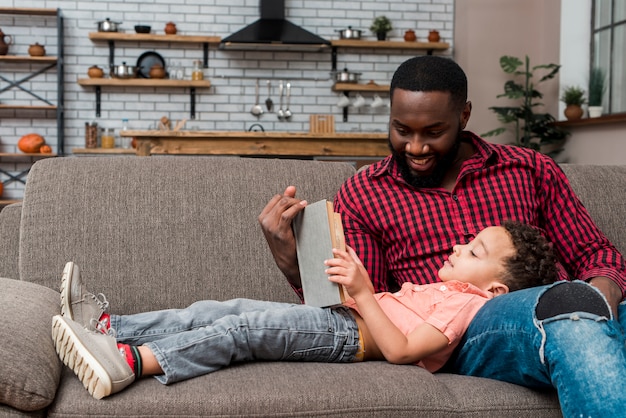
[110,62,138,79]
[97,18,122,32]
[334,68,361,83]
[336,26,362,40]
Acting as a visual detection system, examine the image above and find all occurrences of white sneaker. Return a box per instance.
[51,315,135,399]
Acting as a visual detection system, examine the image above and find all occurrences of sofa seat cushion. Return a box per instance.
[49,362,560,417]
[0,278,62,412]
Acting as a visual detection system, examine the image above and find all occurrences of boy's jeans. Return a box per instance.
[110,299,360,384]
[453,281,626,418]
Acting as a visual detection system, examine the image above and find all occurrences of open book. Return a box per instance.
[293,200,346,307]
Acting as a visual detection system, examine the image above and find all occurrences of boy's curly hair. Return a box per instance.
[500,220,558,291]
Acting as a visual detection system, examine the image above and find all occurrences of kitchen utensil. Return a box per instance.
[277,81,285,120]
[134,25,151,34]
[251,78,264,117]
[284,82,292,120]
[309,114,335,134]
[334,68,361,83]
[336,26,362,39]
[110,62,138,79]
[97,18,122,32]
[0,28,13,55]
[265,80,273,112]
[136,51,165,78]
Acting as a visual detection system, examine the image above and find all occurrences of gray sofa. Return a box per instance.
[1,156,624,417]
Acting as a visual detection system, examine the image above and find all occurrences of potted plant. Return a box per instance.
[560,85,586,121]
[482,55,569,157]
[370,16,392,41]
[588,67,606,118]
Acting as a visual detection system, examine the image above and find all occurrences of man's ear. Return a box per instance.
[488,282,509,297]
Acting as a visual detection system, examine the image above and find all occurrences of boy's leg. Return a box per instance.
[142,305,360,385]
[453,281,626,417]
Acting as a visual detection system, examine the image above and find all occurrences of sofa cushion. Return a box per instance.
[0,278,62,412]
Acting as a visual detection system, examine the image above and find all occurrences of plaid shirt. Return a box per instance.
[334,131,626,295]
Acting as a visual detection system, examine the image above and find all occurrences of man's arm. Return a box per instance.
[589,276,622,317]
[258,186,307,290]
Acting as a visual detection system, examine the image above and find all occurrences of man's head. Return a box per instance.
[438,221,558,295]
[388,56,472,188]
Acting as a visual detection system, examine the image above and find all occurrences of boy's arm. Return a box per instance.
[326,247,448,364]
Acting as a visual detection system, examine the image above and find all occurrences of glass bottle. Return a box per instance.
[192,60,204,81]
[101,127,115,149]
[121,119,131,149]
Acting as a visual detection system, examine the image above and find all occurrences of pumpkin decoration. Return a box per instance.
[17,133,46,153]
[39,144,52,154]
[0,182,3,198]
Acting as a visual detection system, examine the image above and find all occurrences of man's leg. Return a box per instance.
[453,281,626,417]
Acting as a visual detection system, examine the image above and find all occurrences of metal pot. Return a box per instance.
[110,62,138,79]
[97,18,122,32]
[336,26,362,40]
[334,68,361,83]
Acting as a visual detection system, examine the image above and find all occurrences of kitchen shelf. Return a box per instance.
[88,32,221,44]
[0,7,57,15]
[0,55,58,63]
[332,83,389,93]
[77,78,211,87]
[72,148,136,155]
[330,39,449,50]
[0,104,57,110]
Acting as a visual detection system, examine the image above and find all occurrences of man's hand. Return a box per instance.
[258,186,307,288]
[589,276,622,319]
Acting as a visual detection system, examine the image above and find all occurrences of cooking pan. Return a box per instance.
[97,18,122,32]
[110,62,138,79]
[334,68,361,83]
[336,26,362,40]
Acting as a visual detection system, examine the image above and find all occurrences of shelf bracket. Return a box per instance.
[108,40,115,68]
[331,47,338,71]
[202,42,209,68]
[95,86,101,117]
[342,91,349,122]
[190,88,196,119]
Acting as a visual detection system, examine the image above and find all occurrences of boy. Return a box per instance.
[52,221,556,399]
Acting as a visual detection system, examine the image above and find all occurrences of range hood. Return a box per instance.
[220,0,330,51]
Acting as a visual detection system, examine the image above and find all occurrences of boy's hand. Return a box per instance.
[325,246,375,298]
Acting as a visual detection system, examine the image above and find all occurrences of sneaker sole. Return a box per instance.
[60,261,78,320]
[52,315,112,399]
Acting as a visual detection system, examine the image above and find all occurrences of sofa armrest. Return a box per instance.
[0,277,62,412]
[0,203,21,280]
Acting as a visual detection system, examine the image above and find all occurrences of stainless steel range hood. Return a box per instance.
[220,0,330,51]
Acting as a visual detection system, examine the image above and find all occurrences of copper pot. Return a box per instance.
[28,42,46,57]
[87,65,104,78]
[164,22,177,35]
[149,64,166,79]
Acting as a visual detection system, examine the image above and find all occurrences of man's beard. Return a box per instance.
[390,136,461,189]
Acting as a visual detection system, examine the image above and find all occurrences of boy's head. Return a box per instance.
[438,220,558,295]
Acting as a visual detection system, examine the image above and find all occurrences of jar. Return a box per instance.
[191,60,204,81]
[164,22,177,35]
[28,42,46,57]
[101,128,115,148]
[87,65,104,78]
[428,30,440,42]
[403,30,416,42]
[85,121,98,148]
[149,63,166,79]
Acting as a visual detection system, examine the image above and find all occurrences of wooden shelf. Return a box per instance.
[0,7,58,16]
[0,104,57,110]
[88,32,221,44]
[72,148,136,155]
[77,78,211,88]
[553,112,626,127]
[333,83,389,93]
[0,153,58,159]
[0,55,57,63]
[330,39,449,50]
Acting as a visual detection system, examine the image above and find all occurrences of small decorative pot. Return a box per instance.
[376,32,387,41]
[164,22,177,35]
[428,30,440,42]
[404,29,416,42]
[87,65,104,78]
[588,106,603,118]
[28,42,45,57]
[564,104,583,121]
[149,64,166,79]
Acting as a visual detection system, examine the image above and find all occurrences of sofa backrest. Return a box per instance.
[19,156,356,314]
[560,164,626,255]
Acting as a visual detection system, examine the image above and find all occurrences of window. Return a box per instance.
[592,0,626,114]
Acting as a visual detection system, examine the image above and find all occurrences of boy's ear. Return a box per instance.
[489,282,509,297]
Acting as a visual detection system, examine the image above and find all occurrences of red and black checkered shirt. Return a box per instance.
[334,131,626,295]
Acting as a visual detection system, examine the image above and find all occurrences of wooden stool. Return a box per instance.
[309,115,335,134]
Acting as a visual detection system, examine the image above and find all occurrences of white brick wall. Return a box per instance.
[1,0,454,198]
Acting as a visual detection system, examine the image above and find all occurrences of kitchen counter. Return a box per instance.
[117,130,390,157]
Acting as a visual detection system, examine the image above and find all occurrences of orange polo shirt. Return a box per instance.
[343,280,493,372]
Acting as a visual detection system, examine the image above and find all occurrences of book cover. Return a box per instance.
[293,200,346,307]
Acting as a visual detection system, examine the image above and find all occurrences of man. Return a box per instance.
[258,56,626,417]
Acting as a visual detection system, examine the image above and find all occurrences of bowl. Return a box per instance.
[135,25,151,34]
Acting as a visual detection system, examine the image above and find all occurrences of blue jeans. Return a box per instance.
[453,281,626,418]
[110,299,360,384]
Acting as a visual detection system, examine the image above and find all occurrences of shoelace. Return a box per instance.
[89,292,110,312]
[90,317,117,337]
